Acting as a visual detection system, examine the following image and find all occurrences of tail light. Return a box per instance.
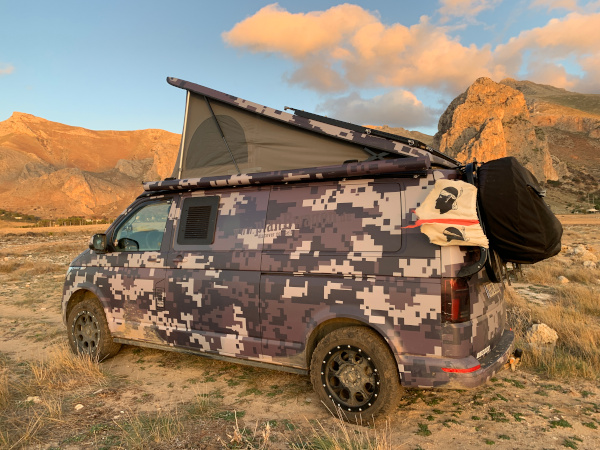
[441,278,470,323]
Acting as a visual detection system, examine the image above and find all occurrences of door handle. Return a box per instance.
[172,255,187,264]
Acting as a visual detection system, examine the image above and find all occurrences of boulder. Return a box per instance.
[527,323,559,346]
[565,244,598,262]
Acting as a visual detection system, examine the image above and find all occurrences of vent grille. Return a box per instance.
[184,206,211,239]
[177,196,219,246]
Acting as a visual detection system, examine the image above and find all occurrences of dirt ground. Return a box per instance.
[1,222,599,449]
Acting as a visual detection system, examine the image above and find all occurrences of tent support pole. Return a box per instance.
[205,98,241,174]
[177,91,191,179]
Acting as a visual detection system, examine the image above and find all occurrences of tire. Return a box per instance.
[310,326,402,422]
[67,296,121,361]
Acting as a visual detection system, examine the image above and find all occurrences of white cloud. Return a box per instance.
[438,0,501,19]
[284,58,348,92]
[0,64,14,76]
[223,3,379,59]
[341,16,502,92]
[224,5,501,94]
[316,90,440,128]
[530,0,579,12]
[495,12,600,92]
[520,59,578,89]
[576,54,600,92]
[224,4,600,99]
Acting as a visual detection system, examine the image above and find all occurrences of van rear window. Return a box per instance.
[177,196,220,245]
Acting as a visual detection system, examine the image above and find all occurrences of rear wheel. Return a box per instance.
[67,296,121,361]
[310,326,402,422]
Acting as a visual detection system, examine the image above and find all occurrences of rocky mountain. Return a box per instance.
[433,77,562,182]
[432,77,600,213]
[500,79,600,179]
[0,113,179,219]
[2,77,599,219]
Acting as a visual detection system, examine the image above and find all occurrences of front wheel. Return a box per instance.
[67,296,121,361]
[310,326,402,422]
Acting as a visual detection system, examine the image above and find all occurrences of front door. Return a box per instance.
[106,198,173,343]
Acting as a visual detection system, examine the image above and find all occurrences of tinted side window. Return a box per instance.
[114,201,172,251]
[177,196,220,245]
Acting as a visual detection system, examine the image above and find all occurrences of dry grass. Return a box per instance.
[524,258,600,285]
[555,284,600,316]
[114,409,186,449]
[507,259,600,380]
[0,370,8,410]
[0,261,20,274]
[0,344,107,448]
[290,409,392,450]
[0,260,65,279]
[28,344,107,391]
[217,412,274,449]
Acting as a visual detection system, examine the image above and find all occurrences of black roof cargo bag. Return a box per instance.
[478,157,562,264]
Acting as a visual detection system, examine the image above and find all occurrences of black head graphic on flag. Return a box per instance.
[435,187,460,214]
[443,226,467,242]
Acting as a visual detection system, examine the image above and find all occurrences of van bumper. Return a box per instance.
[399,329,515,389]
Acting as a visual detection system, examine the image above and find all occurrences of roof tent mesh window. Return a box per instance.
[185,115,248,169]
[177,196,220,246]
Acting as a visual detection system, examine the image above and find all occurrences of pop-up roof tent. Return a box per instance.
[165,77,458,180]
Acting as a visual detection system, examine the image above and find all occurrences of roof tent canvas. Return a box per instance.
[177,92,369,178]
[167,78,456,179]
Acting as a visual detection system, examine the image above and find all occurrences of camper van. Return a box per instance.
[63,78,517,420]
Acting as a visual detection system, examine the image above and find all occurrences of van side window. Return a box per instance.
[177,196,220,245]
[113,200,172,252]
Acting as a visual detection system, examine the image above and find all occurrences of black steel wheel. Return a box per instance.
[321,343,379,411]
[310,326,402,422]
[67,296,121,361]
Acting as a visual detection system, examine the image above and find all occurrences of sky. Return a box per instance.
[1,0,600,136]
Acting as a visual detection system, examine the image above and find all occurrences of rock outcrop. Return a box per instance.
[434,78,559,182]
[531,112,600,139]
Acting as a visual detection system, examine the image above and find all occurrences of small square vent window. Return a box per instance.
[177,196,219,245]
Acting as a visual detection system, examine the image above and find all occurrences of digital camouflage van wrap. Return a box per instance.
[63,78,515,420]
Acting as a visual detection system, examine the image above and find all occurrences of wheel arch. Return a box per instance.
[305,318,401,375]
[64,288,104,324]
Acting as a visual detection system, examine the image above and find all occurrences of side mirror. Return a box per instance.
[89,234,108,253]
[116,238,140,252]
